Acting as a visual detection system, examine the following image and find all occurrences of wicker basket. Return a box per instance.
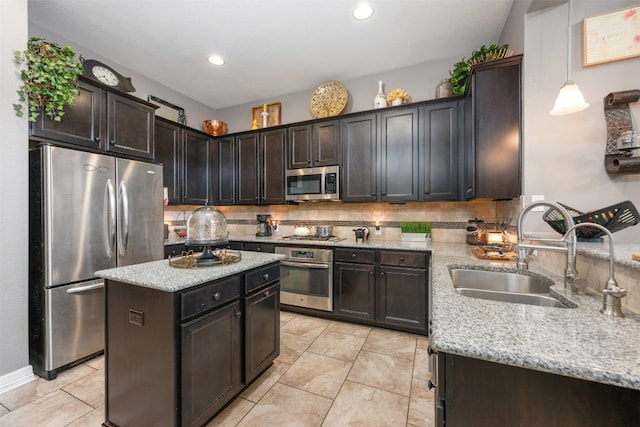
[543,201,639,239]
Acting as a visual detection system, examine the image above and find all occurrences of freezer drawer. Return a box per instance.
[44,279,105,373]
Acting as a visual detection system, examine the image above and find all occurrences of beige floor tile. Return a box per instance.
[277,332,314,365]
[0,405,7,417]
[206,397,254,427]
[413,345,430,381]
[307,330,366,362]
[63,369,105,408]
[408,378,435,427]
[66,404,105,427]
[322,380,409,427]
[83,355,104,371]
[238,383,332,427]
[240,360,290,403]
[326,320,372,338]
[417,336,429,350]
[280,315,330,339]
[279,352,351,399]
[348,350,413,396]
[0,364,95,410]
[0,389,92,427]
[362,328,417,361]
[279,311,296,327]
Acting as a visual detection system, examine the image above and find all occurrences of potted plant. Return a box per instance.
[13,37,84,122]
[448,44,511,96]
[400,221,432,243]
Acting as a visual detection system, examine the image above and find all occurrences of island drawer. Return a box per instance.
[245,263,280,294]
[181,275,241,320]
[379,251,427,268]
[334,248,376,264]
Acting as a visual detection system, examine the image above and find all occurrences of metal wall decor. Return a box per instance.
[603,89,640,174]
[148,95,187,125]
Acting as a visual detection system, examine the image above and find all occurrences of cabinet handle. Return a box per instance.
[212,292,221,301]
[95,136,101,142]
[351,253,357,259]
[381,271,385,276]
[427,346,435,356]
[262,273,270,281]
[234,310,242,318]
[264,290,270,297]
[399,256,405,262]
[427,380,436,390]
[257,247,262,252]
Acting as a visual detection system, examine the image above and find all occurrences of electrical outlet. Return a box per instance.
[531,195,545,212]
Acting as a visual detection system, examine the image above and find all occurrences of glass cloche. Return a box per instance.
[185,205,229,264]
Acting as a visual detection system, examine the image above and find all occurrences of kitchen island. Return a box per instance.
[429,243,640,426]
[96,250,284,427]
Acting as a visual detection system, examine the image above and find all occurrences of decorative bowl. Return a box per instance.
[202,120,228,136]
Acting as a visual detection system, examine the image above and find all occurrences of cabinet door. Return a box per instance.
[214,137,236,205]
[287,124,312,169]
[106,92,155,160]
[236,133,260,205]
[181,301,242,427]
[380,107,419,202]
[341,114,377,202]
[260,128,287,204]
[334,262,375,321]
[469,56,522,199]
[30,79,104,150]
[183,129,211,205]
[155,119,182,204]
[421,101,460,201]
[376,265,427,333]
[245,283,280,383]
[313,120,340,166]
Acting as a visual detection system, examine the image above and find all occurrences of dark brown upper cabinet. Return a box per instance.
[464,55,522,200]
[30,76,155,161]
[287,120,340,169]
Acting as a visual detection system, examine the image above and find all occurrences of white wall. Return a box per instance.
[523,0,640,243]
[0,0,31,383]
[215,56,463,133]
[28,24,217,129]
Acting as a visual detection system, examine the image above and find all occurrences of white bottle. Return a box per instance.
[373,80,387,109]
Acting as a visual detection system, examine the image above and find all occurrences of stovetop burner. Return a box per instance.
[280,235,345,242]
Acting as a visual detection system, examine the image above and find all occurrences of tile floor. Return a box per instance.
[0,312,435,427]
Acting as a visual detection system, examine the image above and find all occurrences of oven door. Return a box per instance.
[279,260,333,311]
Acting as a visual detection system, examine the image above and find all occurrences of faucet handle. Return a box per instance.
[604,285,627,299]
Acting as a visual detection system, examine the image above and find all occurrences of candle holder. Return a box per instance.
[261,111,269,128]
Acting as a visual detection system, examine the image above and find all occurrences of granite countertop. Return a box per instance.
[95,251,285,292]
[429,242,640,391]
[165,233,431,252]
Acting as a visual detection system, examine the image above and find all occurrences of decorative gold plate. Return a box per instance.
[310,80,348,118]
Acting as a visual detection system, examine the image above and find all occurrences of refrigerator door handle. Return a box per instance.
[66,282,105,293]
[106,179,116,258]
[118,180,129,256]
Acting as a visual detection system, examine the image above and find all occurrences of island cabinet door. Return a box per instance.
[181,300,242,427]
[244,282,280,384]
[375,265,427,334]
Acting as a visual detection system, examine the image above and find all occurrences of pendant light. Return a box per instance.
[550,0,589,115]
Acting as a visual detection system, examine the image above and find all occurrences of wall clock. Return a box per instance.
[82,59,136,93]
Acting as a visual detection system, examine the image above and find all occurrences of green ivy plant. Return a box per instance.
[13,37,83,122]
[448,44,510,96]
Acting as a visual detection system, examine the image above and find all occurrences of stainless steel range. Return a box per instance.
[276,246,334,311]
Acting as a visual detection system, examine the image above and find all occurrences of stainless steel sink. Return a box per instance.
[449,267,571,309]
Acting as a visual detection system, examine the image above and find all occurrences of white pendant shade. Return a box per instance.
[550,81,589,115]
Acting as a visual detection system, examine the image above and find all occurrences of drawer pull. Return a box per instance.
[351,253,357,258]
[399,256,405,262]
[234,310,242,318]
[212,292,221,301]
[262,273,270,281]
[428,380,436,390]
[264,290,270,297]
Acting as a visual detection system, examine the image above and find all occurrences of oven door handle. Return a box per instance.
[280,261,330,269]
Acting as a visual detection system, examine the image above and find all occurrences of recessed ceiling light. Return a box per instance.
[208,55,225,66]
[353,2,374,20]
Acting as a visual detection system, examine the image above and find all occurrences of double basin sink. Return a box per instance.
[449,266,574,309]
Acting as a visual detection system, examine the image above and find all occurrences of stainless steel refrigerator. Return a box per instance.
[29,145,164,379]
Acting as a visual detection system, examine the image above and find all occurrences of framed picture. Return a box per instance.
[148,95,187,125]
[583,4,640,66]
[252,102,281,128]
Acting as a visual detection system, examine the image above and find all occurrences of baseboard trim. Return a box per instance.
[0,365,36,395]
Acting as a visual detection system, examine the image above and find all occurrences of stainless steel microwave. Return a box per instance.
[285,166,340,201]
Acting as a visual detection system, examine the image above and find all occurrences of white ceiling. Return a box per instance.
[28,0,515,110]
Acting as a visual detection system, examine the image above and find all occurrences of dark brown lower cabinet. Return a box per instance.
[333,248,428,334]
[181,301,242,427]
[434,352,640,427]
[244,282,280,384]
